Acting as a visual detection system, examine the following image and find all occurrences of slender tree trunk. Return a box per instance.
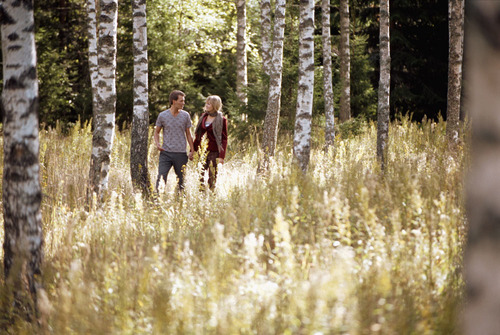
[339,0,351,123]
[130,0,151,196]
[376,0,390,170]
[260,0,287,164]
[446,0,464,147]
[293,0,315,172]
[59,0,69,49]
[260,0,272,76]
[465,2,500,333]
[236,0,248,105]
[1,0,44,320]
[87,0,99,121]
[322,0,335,148]
[88,0,118,199]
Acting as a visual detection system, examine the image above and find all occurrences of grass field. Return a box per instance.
[0,117,466,334]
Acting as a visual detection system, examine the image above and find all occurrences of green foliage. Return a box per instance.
[278,1,301,130]
[37,47,78,126]
[350,34,377,120]
[147,0,238,120]
[34,0,91,126]
[116,0,134,128]
[0,117,467,333]
[336,116,369,139]
[332,34,377,121]
[4,0,449,129]
[147,0,200,116]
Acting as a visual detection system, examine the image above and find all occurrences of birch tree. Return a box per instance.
[446,0,464,147]
[376,0,390,170]
[130,0,151,195]
[261,0,286,163]
[260,0,272,76]
[322,0,335,148]
[465,2,500,333]
[293,0,314,172]
[339,0,351,123]
[88,0,118,199]
[236,0,248,104]
[1,0,44,318]
[87,0,99,117]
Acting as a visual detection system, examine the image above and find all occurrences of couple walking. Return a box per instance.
[153,90,228,192]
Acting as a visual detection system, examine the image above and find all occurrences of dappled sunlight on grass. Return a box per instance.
[0,117,467,333]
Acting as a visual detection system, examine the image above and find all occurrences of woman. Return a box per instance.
[194,95,228,190]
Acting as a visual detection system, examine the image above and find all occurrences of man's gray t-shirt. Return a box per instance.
[155,109,192,152]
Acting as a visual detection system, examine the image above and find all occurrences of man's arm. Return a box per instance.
[186,127,195,160]
[154,126,164,151]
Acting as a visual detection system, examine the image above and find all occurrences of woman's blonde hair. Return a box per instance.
[204,95,223,113]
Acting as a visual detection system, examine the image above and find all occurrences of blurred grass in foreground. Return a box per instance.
[0,116,466,334]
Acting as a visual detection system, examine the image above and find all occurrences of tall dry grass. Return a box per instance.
[0,117,466,334]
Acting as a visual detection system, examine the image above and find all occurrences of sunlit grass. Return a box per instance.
[0,117,466,334]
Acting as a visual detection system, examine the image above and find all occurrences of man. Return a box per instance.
[154,90,194,192]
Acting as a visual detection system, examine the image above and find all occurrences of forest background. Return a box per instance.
[0,0,470,333]
[12,0,449,132]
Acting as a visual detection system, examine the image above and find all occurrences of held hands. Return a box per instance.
[216,158,224,165]
[188,150,194,161]
[156,143,165,151]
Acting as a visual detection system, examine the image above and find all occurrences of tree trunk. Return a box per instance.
[293,0,315,172]
[260,0,272,76]
[465,2,500,333]
[88,0,118,200]
[236,0,248,105]
[1,0,44,320]
[376,0,390,170]
[446,0,464,147]
[339,0,351,123]
[260,0,287,164]
[130,0,151,196]
[59,0,69,49]
[87,0,99,123]
[322,0,335,148]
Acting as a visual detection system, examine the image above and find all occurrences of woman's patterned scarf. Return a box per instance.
[195,111,224,153]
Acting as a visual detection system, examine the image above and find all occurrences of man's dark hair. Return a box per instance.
[169,90,185,105]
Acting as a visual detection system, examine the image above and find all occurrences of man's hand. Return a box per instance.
[154,126,164,151]
[216,158,224,165]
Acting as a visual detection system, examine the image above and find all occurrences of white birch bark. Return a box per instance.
[130,0,151,195]
[293,0,315,172]
[1,0,44,317]
[260,0,272,76]
[261,0,286,160]
[446,0,464,147]
[465,2,500,333]
[339,0,351,123]
[236,0,248,104]
[322,0,335,148]
[89,0,118,198]
[376,0,390,170]
[87,0,99,116]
